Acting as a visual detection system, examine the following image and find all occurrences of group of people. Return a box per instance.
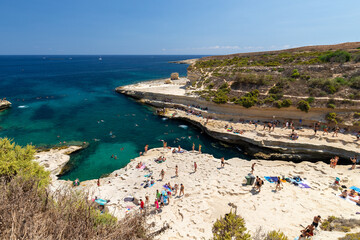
[139,182,185,213]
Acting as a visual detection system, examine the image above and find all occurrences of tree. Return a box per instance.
[212,211,251,240]
[0,138,49,187]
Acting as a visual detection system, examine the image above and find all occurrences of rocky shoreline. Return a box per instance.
[39,146,360,240]
[116,79,359,162]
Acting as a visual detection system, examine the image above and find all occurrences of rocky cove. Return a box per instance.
[116,79,359,162]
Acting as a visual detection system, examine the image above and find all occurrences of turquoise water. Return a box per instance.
[0,55,247,181]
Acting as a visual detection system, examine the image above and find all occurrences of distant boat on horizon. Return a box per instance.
[98,57,102,61]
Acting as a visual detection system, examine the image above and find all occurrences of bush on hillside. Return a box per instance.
[339,232,360,240]
[212,91,229,104]
[0,175,153,240]
[265,230,289,240]
[349,76,360,89]
[235,90,259,108]
[319,50,351,63]
[291,69,300,78]
[212,211,251,240]
[297,100,310,113]
[326,112,338,124]
[327,103,336,109]
[0,138,49,187]
[306,97,315,103]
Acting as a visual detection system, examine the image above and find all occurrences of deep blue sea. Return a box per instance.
[0,55,246,181]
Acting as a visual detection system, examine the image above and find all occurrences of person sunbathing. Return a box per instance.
[350,198,360,206]
[349,189,357,197]
[340,190,348,198]
[136,162,143,168]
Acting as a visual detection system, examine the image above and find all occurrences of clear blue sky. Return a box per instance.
[0,0,359,55]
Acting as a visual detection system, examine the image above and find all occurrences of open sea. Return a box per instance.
[0,55,246,181]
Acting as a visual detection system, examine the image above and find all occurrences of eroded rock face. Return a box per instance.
[170,72,179,80]
[34,146,82,178]
[0,100,11,110]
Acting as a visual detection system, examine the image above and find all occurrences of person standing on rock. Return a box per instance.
[140,199,144,212]
[192,142,195,152]
[174,184,179,196]
[160,169,165,181]
[194,161,197,172]
[145,195,149,207]
[154,198,160,213]
[175,165,178,177]
[312,215,321,228]
[275,177,283,192]
[251,163,256,174]
[97,178,100,187]
[144,144,149,153]
[350,156,357,169]
[221,157,225,168]
[179,184,184,196]
[198,144,202,154]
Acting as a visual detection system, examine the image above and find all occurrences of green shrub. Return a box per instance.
[349,76,360,89]
[354,121,360,126]
[266,230,289,240]
[354,112,360,118]
[320,216,337,231]
[207,83,214,89]
[212,211,251,240]
[235,90,259,108]
[230,97,238,102]
[291,69,300,78]
[275,101,282,108]
[0,138,50,187]
[353,54,360,63]
[327,103,336,109]
[319,50,351,63]
[326,112,337,124]
[297,100,310,113]
[219,82,229,89]
[281,99,292,107]
[213,92,228,104]
[306,97,315,103]
[339,232,360,240]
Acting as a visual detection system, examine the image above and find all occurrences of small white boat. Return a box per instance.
[99,57,102,61]
[179,125,188,129]
[18,105,29,109]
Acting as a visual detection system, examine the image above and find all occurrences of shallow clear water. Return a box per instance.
[0,55,247,181]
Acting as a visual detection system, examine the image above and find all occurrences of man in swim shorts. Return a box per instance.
[312,215,321,228]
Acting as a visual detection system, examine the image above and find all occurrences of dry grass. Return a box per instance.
[0,176,152,240]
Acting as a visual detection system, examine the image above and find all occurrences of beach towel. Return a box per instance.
[144,173,152,177]
[95,199,108,205]
[350,186,360,193]
[270,177,279,182]
[139,165,146,170]
[264,176,272,183]
[163,185,172,191]
[264,176,278,183]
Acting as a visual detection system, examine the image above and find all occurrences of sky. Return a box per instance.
[0,0,359,55]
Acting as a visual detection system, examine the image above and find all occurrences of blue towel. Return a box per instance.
[270,177,279,182]
[264,176,272,183]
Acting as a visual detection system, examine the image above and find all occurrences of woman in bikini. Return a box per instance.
[275,177,283,192]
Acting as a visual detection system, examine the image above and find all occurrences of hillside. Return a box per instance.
[186,42,360,127]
